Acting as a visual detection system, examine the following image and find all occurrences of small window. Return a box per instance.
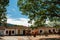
[12,31,14,34]
[6,31,8,34]
[40,30,42,33]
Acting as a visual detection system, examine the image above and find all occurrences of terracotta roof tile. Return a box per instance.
[0,26,6,30]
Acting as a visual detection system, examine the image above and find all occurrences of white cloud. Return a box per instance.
[7,18,32,27]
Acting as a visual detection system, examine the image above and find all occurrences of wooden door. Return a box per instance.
[18,29,20,35]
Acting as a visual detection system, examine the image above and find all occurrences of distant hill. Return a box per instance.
[7,23,26,27]
[0,23,26,27]
[7,23,14,26]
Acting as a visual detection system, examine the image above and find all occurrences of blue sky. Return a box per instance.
[6,0,31,26]
[6,0,28,19]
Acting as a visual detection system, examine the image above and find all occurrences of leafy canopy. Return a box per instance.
[18,0,60,27]
[0,0,9,26]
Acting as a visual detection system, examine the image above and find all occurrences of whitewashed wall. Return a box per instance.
[0,30,4,35]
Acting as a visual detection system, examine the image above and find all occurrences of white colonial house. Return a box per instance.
[0,26,60,36]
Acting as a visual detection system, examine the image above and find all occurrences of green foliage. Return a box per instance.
[18,0,60,27]
[0,0,9,26]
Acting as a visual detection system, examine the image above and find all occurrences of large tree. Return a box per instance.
[18,0,60,27]
[0,0,9,26]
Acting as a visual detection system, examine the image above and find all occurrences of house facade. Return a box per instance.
[0,27,6,36]
[4,29,17,36]
[0,26,60,36]
[37,27,58,35]
[4,26,29,36]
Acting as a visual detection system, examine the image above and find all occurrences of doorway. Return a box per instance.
[40,30,42,33]
[49,30,52,34]
[53,29,56,34]
[9,31,11,36]
[23,30,25,35]
[18,30,20,35]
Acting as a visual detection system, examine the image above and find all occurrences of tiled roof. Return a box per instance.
[37,27,57,29]
[0,26,6,30]
[6,26,31,29]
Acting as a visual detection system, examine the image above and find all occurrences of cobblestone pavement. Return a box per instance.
[0,35,60,40]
